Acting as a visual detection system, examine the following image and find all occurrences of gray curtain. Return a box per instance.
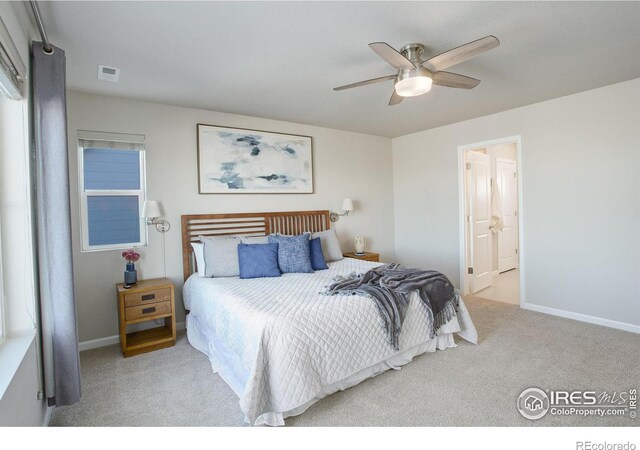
[32,41,81,406]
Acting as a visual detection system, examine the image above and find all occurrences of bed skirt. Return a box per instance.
[186,301,476,426]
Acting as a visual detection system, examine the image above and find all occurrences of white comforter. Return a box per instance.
[183,258,477,426]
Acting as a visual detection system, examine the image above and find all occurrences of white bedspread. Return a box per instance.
[183,258,477,426]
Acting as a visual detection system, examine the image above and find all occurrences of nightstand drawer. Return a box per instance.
[125,301,172,321]
[124,288,171,308]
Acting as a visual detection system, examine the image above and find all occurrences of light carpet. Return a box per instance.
[50,296,640,426]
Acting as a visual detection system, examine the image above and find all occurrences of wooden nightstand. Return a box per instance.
[116,277,176,357]
[343,252,380,262]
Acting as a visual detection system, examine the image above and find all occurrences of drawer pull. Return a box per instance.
[142,307,156,314]
[141,294,155,301]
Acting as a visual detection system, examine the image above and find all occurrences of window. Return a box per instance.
[78,131,147,252]
[0,215,5,344]
[1,12,26,344]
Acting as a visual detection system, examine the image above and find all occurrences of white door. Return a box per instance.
[467,152,492,293]
[496,158,518,272]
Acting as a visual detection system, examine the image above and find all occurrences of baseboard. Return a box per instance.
[42,405,54,427]
[78,335,120,351]
[521,303,640,334]
[78,321,186,352]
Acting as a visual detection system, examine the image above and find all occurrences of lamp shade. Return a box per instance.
[341,198,354,212]
[142,200,162,219]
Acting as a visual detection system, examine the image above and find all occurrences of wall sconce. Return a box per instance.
[142,200,170,278]
[330,198,354,222]
[143,200,170,233]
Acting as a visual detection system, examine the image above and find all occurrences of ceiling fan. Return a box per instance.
[333,35,500,106]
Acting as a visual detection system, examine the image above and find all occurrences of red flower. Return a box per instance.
[122,249,141,263]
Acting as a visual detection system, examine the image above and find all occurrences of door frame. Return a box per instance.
[457,135,524,306]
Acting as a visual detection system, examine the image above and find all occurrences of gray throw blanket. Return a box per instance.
[323,263,460,350]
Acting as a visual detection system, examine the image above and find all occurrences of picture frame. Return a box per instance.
[196,123,314,194]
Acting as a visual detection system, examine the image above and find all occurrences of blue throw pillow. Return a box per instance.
[309,237,328,270]
[237,243,281,279]
[268,233,314,274]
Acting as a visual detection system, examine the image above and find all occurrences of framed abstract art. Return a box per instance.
[197,124,313,194]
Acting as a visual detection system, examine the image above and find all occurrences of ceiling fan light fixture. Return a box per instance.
[333,36,499,105]
[395,75,433,97]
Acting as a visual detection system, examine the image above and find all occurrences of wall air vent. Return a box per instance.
[97,65,120,82]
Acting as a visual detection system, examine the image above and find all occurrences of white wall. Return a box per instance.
[487,143,517,162]
[0,339,47,426]
[66,92,395,343]
[392,77,640,330]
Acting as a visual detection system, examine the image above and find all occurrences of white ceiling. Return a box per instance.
[39,1,640,138]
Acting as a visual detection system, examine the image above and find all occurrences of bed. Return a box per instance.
[181,210,477,426]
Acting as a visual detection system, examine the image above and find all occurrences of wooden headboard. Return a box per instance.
[181,210,331,280]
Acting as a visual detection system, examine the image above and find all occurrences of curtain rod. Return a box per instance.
[29,1,52,53]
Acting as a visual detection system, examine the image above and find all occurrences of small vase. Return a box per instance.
[124,263,137,285]
[354,236,366,255]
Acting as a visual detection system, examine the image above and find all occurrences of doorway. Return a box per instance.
[458,136,523,306]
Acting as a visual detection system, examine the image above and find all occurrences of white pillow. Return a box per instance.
[199,235,241,277]
[240,235,269,244]
[191,242,206,277]
[311,229,343,262]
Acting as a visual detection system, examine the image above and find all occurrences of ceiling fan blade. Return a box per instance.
[333,74,396,91]
[432,71,481,89]
[388,89,404,106]
[422,35,500,72]
[369,42,416,70]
